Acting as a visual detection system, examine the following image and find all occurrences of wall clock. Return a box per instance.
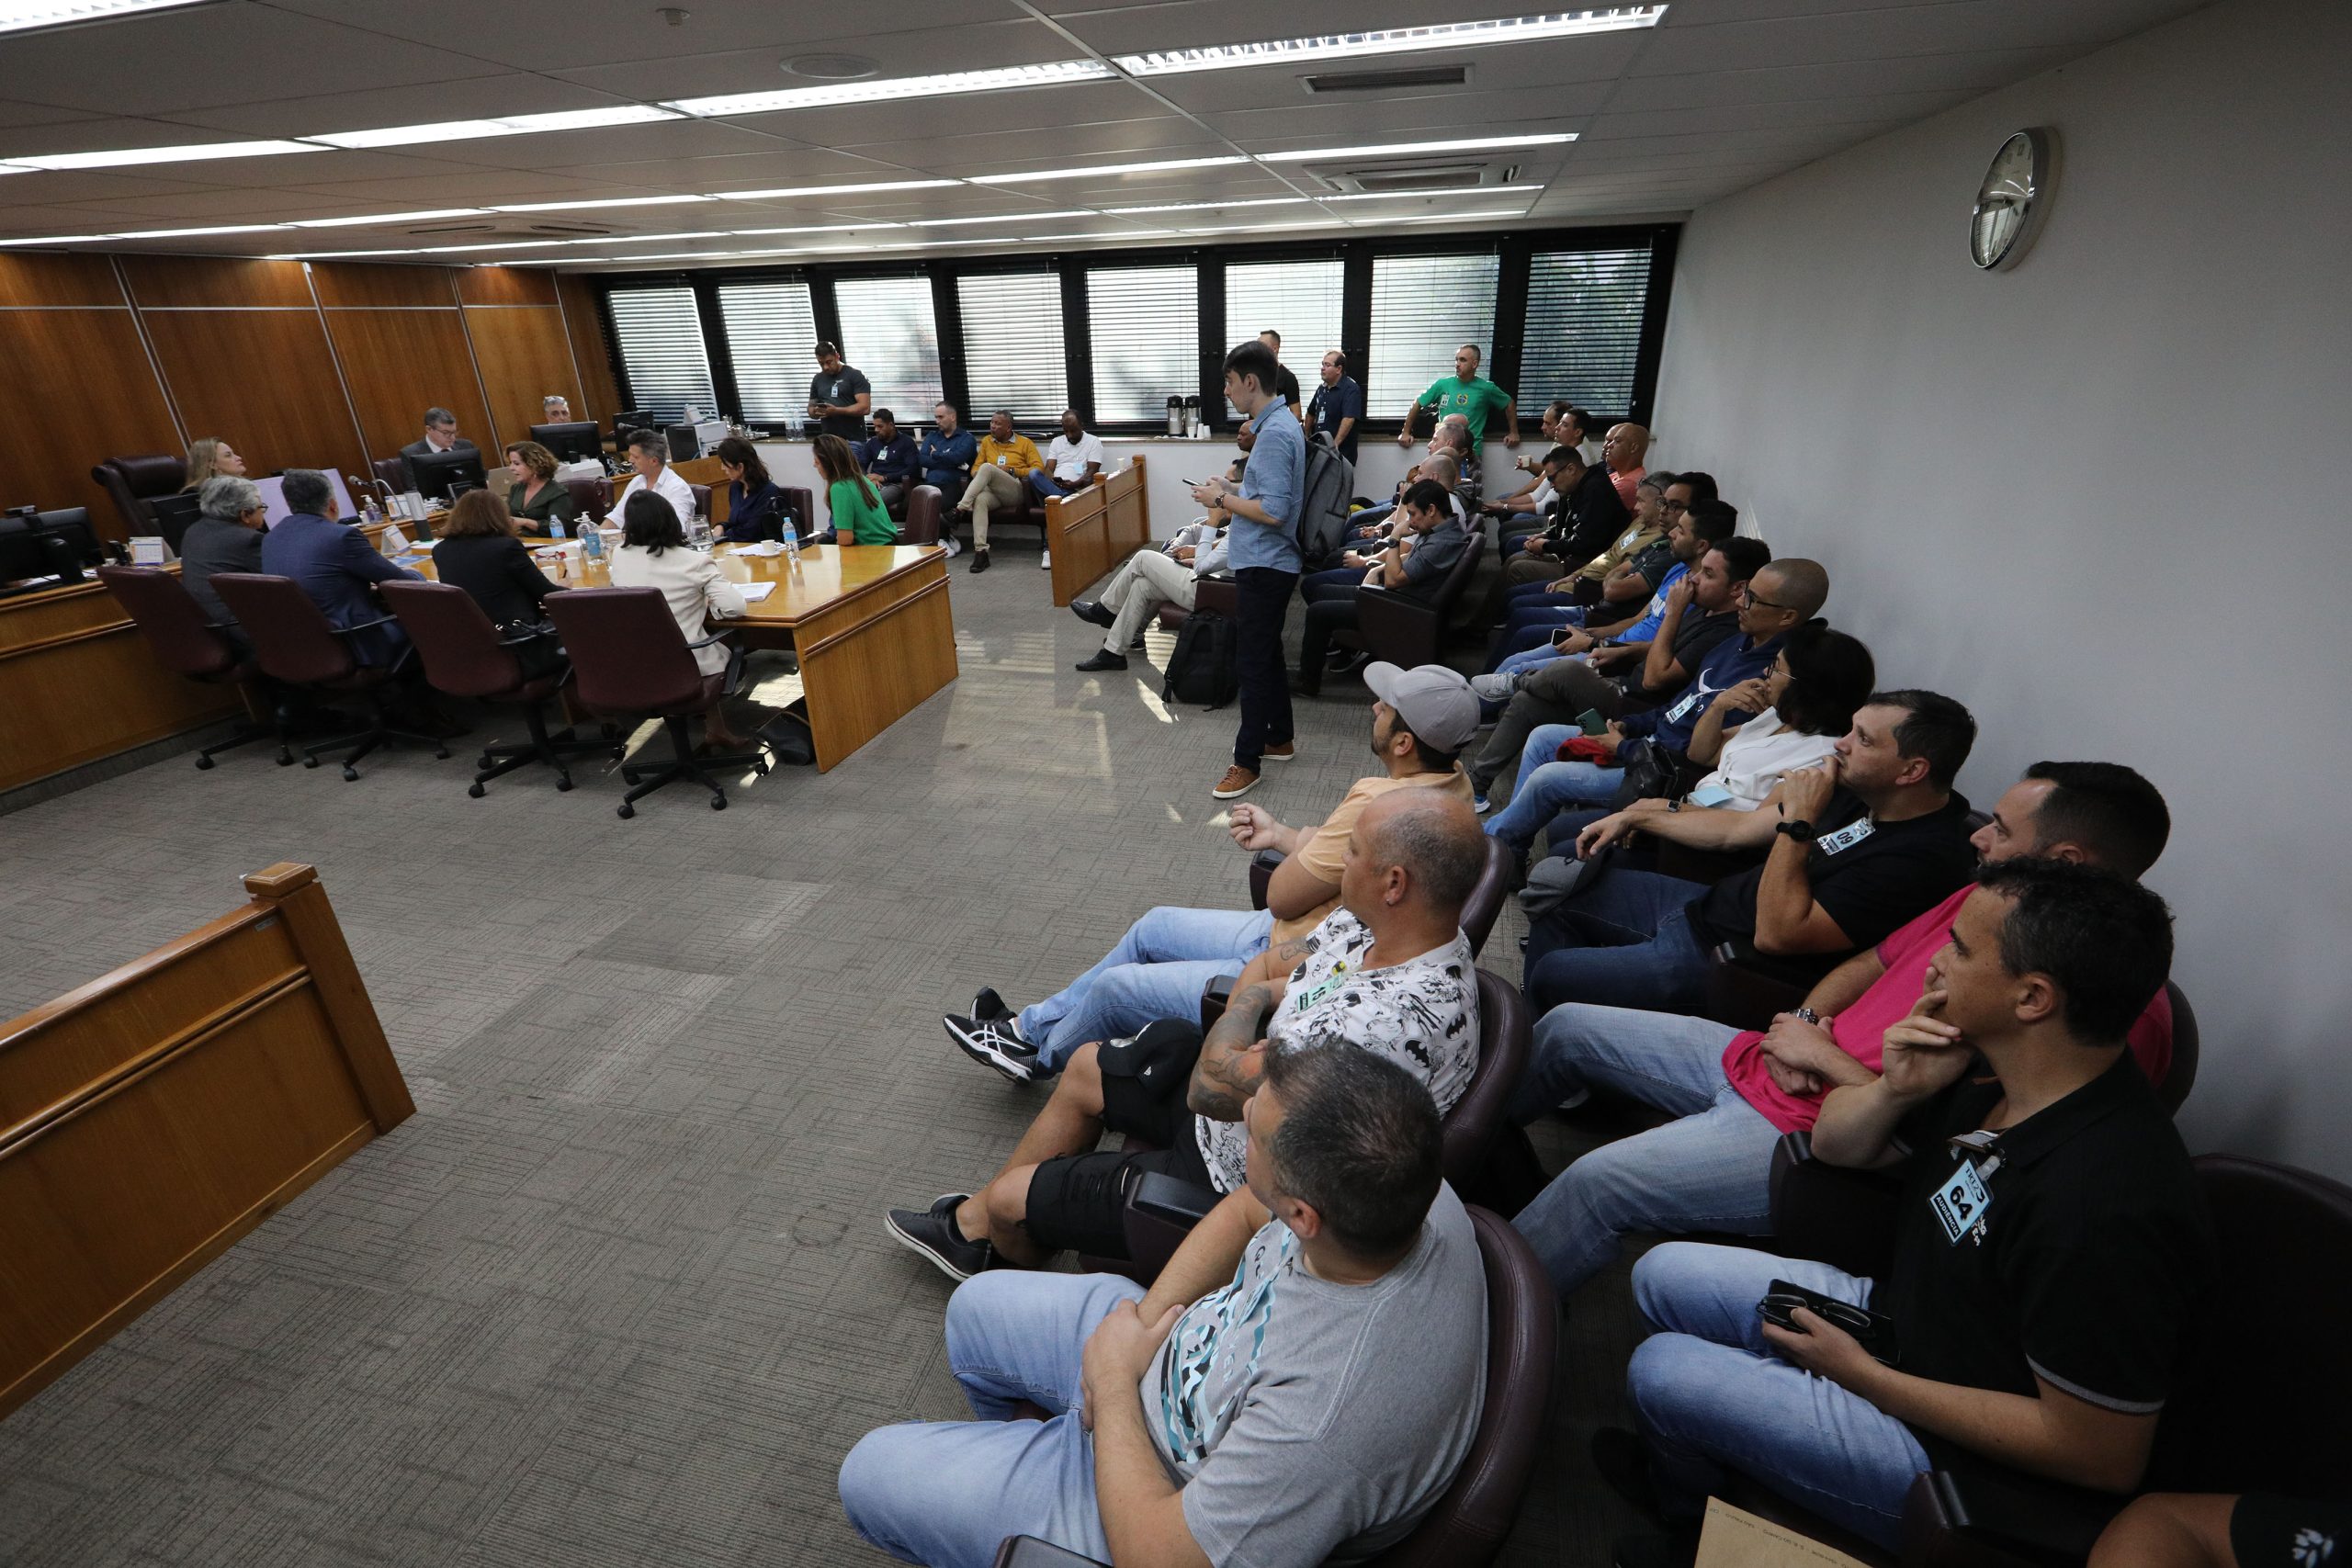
[1971,129,2052,270]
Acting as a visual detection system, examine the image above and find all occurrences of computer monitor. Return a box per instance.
[408,447,487,505]
[32,507,102,567]
[665,423,701,462]
[255,469,358,528]
[612,409,652,440]
[0,510,95,592]
[148,491,203,551]
[529,421,603,464]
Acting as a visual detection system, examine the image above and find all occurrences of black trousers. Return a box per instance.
[1295,593,1362,692]
[1232,566,1297,770]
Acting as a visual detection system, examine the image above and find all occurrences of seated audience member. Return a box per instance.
[1566,468,1671,605]
[1504,442,1631,588]
[955,411,1045,572]
[713,435,786,543]
[1484,401,1572,520]
[605,491,752,747]
[1295,479,1472,694]
[1511,761,2172,1301]
[1476,528,1768,816]
[502,440,579,538]
[614,429,695,527]
[1437,412,1481,492]
[1488,472,1720,659]
[854,408,920,518]
[920,401,978,506]
[1069,460,1236,672]
[179,475,267,632]
[1522,689,1978,1016]
[400,406,478,487]
[541,394,571,423]
[888,788,1487,1277]
[1349,425,1469,537]
[1601,422,1650,510]
[1032,408,1105,501]
[944,663,1481,1081]
[813,434,900,546]
[2089,1494,2350,1568]
[259,468,421,666]
[842,1046,1487,1568]
[180,436,246,492]
[1491,442,1580,552]
[429,489,562,674]
[1610,860,2211,1557]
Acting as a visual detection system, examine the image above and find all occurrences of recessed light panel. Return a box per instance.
[1114,10,1666,75]
[671,61,1112,118]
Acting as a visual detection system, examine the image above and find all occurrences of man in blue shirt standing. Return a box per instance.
[1306,349,1364,464]
[1193,340,1304,800]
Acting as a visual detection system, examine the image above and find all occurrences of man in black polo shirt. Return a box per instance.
[1608,860,2211,1559]
[807,341,870,442]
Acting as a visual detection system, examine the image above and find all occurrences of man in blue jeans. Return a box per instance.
[1194,339,1306,801]
[1606,862,2210,1563]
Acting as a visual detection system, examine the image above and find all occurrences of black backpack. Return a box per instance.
[1161,608,1238,709]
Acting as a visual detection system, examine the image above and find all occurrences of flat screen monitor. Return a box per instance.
[529,421,603,464]
[148,491,203,551]
[612,409,652,438]
[32,507,102,566]
[255,469,358,528]
[409,447,487,505]
[0,510,96,592]
[665,423,700,462]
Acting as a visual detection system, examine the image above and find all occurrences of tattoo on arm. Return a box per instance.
[1188,983,1275,1119]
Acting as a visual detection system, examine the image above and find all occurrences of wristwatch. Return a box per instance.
[1792,1008,1823,1026]
[1776,818,1817,842]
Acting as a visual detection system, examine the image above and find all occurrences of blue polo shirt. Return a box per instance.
[1229,401,1305,574]
[1619,628,1789,755]
[1616,560,1687,644]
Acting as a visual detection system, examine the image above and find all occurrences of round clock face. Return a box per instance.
[1971,130,2044,269]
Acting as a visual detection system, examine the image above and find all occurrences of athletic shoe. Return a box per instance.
[1473,792,1491,814]
[1470,671,1520,703]
[1213,765,1261,800]
[1076,649,1128,671]
[1261,742,1295,763]
[885,1194,994,1282]
[1070,598,1116,628]
[1329,650,1372,679]
[1040,549,1052,570]
[944,1013,1041,1083]
[969,986,1016,1025]
[969,547,991,574]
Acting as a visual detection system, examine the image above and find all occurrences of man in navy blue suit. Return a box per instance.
[259,469,423,667]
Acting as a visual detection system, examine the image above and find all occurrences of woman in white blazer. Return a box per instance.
[606,490,752,746]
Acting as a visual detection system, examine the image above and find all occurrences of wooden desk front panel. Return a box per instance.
[793,552,956,772]
[0,581,244,795]
[1048,457,1149,608]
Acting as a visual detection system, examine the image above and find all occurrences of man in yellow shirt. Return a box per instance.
[954,410,1044,573]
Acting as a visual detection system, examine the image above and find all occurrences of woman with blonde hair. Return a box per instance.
[181,437,246,491]
[502,440,579,537]
[811,433,898,546]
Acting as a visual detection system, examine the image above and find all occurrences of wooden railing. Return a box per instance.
[1046,456,1152,607]
[0,863,413,1420]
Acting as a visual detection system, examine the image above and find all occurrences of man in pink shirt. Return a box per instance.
[1505,760,2174,1298]
[1603,423,1650,512]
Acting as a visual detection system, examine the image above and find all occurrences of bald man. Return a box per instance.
[1603,423,1649,511]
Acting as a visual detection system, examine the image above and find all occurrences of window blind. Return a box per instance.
[1366,253,1499,417]
[1086,265,1198,425]
[1224,259,1342,393]
[605,286,716,424]
[716,280,817,423]
[834,276,944,424]
[1520,245,1652,417]
[957,270,1068,423]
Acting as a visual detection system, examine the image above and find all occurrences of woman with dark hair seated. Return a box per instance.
[430,489,565,676]
[502,440,579,538]
[714,435,787,543]
[605,491,752,747]
[811,433,899,545]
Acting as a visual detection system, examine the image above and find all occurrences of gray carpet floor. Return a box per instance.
[0,543,1657,1567]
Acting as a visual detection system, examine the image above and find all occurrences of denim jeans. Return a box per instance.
[1017,906,1272,1069]
[1496,645,1567,679]
[1509,1005,1778,1295]
[1298,565,1363,603]
[839,1269,1145,1568]
[1233,567,1297,770]
[1523,867,1713,1015]
[1027,469,1071,500]
[1627,1243,1929,1549]
[1484,722,1624,850]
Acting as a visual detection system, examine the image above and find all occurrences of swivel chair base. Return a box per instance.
[470,710,621,796]
[616,713,768,817]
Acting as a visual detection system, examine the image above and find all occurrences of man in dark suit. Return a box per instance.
[259,469,422,667]
[397,406,479,489]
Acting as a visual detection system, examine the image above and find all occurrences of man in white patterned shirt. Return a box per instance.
[887,787,1487,1278]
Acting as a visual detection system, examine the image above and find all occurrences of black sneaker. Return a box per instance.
[1076,649,1129,672]
[944,1013,1042,1082]
[969,547,991,574]
[1592,1427,1667,1524]
[969,986,1016,1025]
[885,1194,994,1281]
[1070,598,1116,628]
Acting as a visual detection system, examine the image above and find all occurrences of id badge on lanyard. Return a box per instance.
[1816,818,1875,854]
[1931,1129,2005,1246]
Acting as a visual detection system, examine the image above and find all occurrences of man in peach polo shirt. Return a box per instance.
[1603,423,1650,512]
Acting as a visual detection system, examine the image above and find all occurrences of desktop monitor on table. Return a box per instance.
[408,447,488,505]
[611,409,652,440]
[255,469,358,528]
[529,422,603,464]
[0,507,101,592]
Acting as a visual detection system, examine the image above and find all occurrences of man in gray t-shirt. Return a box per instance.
[839,1044,1487,1568]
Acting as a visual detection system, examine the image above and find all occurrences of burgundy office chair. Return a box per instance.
[372,457,411,494]
[688,483,712,522]
[1245,836,1514,959]
[90,454,187,542]
[96,564,287,768]
[378,580,616,796]
[562,476,612,523]
[1334,534,1488,670]
[541,586,768,818]
[208,572,450,781]
[902,484,944,546]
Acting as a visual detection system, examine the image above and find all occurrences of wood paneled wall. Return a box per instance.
[0,254,615,531]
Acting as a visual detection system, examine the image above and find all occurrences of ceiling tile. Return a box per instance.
[1604,47,2079,110]
[549,20,1069,105]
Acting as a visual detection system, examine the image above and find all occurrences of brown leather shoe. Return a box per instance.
[1261,742,1295,762]
[1213,765,1261,800]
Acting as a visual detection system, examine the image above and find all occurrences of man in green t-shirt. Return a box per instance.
[1400,343,1520,450]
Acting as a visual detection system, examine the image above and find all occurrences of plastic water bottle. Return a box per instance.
[548,514,567,540]
[781,522,799,565]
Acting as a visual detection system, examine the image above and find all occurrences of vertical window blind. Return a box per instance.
[715,280,817,424]
[956,271,1068,423]
[1520,245,1653,417]
[1224,259,1344,389]
[833,276,943,424]
[1365,253,1500,417]
[1086,265,1197,425]
[606,286,716,424]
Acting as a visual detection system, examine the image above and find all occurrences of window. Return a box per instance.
[1520,245,1653,417]
[1365,253,1499,418]
[605,286,715,424]
[956,271,1067,423]
[1224,259,1342,397]
[833,276,943,424]
[1086,264,1197,426]
[715,280,818,423]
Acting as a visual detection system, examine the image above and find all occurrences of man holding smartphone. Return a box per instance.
[1605,860,2214,1561]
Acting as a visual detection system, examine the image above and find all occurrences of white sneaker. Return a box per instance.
[1040,548,1052,570]
[1470,671,1520,703]
[941,536,961,558]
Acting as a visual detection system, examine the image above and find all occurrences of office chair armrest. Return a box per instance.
[1199,974,1239,1033]
[1121,1172,1223,1283]
[1247,849,1286,910]
[496,624,556,647]
[1768,1130,1904,1278]
[1903,1467,2123,1566]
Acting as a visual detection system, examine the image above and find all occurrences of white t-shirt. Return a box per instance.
[616,465,696,528]
[1045,431,1104,482]
[1194,910,1479,1192]
[1695,706,1838,809]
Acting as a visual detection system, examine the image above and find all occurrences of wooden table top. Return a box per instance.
[405,538,944,627]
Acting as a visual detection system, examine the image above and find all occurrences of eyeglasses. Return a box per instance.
[1742,582,1796,612]
[1659,499,1688,514]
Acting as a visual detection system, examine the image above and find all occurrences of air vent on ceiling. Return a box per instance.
[1300,63,1469,95]
[407,220,618,241]
[1340,164,1487,193]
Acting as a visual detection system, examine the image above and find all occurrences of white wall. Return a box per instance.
[1648,0,2352,1178]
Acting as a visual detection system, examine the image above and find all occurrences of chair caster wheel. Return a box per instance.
[468,783,486,798]
[277,753,295,767]
[477,754,494,769]
[303,756,320,769]
[710,794,727,810]
[555,776,574,792]
[616,803,636,819]
[195,755,215,771]
[435,746,452,760]
[342,766,360,782]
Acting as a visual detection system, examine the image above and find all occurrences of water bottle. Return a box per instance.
[360,493,382,526]
[781,522,799,566]
[548,514,567,539]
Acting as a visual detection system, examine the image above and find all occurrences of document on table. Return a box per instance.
[736,581,776,603]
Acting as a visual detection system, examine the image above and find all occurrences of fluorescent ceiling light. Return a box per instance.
[309,106,679,150]
[109,223,291,238]
[289,208,492,229]
[671,61,1112,118]
[0,0,210,37]
[972,155,1248,186]
[715,179,960,201]
[1103,196,1311,215]
[0,232,117,246]
[7,139,323,170]
[413,240,579,254]
[904,209,1091,228]
[729,222,904,235]
[267,247,428,259]
[1261,132,1574,163]
[490,194,715,213]
[1114,9,1665,75]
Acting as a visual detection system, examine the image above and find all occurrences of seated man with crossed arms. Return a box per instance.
[889,788,1486,1279]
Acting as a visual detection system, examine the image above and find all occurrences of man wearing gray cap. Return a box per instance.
[939,664,1481,1090]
